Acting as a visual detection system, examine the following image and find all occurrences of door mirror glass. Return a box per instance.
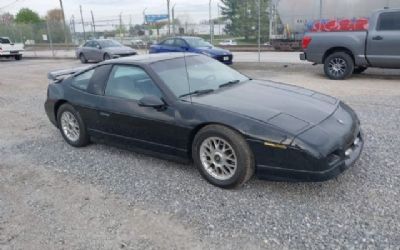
[138,96,165,108]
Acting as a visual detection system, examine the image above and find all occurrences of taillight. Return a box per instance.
[302,36,312,50]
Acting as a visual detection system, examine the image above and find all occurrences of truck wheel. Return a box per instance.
[15,55,22,60]
[324,52,354,80]
[354,67,367,74]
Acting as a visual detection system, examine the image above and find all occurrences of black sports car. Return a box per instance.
[45,53,364,188]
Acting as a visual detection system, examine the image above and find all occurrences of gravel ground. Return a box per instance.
[0,58,399,249]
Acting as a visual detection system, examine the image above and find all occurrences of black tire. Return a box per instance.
[103,53,111,61]
[15,55,22,60]
[192,125,255,189]
[324,52,354,80]
[79,53,88,64]
[57,103,90,147]
[353,66,367,74]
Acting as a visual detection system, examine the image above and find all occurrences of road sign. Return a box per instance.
[145,14,169,23]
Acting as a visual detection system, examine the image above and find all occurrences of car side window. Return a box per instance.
[71,69,95,91]
[162,39,175,46]
[83,41,92,47]
[377,12,400,31]
[105,65,162,101]
[174,39,187,47]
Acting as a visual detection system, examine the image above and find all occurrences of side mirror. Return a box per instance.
[138,96,166,109]
[96,45,102,49]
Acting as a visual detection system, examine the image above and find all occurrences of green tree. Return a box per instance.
[220,0,269,42]
[15,8,41,24]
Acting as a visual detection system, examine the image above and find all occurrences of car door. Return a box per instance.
[83,41,97,61]
[91,41,103,62]
[95,64,185,155]
[158,38,176,52]
[173,38,189,52]
[367,11,400,68]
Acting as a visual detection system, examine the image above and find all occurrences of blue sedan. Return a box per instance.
[149,36,233,65]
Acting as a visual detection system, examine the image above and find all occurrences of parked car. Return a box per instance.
[300,9,400,80]
[219,39,238,46]
[76,39,137,63]
[131,39,146,47]
[45,53,363,188]
[0,37,24,60]
[149,36,233,65]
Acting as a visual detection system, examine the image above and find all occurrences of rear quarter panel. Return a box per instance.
[305,31,368,65]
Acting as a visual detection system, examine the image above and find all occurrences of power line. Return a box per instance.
[0,0,23,10]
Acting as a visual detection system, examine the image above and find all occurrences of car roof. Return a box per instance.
[104,52,200,65]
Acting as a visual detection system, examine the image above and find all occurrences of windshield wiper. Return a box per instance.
[179,89,215,98]
[219,80,241,88]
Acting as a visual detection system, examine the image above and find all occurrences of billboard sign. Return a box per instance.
[145,14,169,23]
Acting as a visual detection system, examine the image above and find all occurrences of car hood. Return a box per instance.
[194,46,232,56]
[104,46,136,54]
[191,80,339,135]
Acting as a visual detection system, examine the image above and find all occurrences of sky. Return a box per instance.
[0,0,223,25]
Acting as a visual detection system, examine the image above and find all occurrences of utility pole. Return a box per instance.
[143,8,147,25]
[119,12,123,42]
[172,4,176,36]
[71,15,76,44]
[209,0,213,44]
[80,5,86,41]
[258,0,261,63]
[217,4,221,36]
[167,0,171,35]
[269,0,273,41]
[58,0,68,44]
[319,0,323,20]
[91,10,96,38]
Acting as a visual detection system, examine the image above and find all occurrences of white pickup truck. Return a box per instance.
[0,37,24,60]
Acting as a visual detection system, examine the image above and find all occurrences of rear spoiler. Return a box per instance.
[47,66,90,82]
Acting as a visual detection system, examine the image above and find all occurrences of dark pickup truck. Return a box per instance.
[300,9,400,80]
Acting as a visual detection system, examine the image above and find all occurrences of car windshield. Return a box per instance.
[0,37,10,44]
[185,37,212,48]
[151,55,249,98]
[99,40,123,48]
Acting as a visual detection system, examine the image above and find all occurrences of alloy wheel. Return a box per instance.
[328,57,347,77]
[60,111,80,142]
[199,137,237,181]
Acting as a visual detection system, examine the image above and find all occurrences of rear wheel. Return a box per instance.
[353,66,367,74]
[79,53,88,63]
[57,104,89,147]
[15,55,22,60]
[193,125,254,189]
[103,53,111,61]
[324,52,354,80]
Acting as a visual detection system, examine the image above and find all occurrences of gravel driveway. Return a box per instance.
[1,59,399,249]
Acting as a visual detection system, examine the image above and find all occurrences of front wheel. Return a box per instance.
[79,53,88,64]
[103,53,111,61]
[324,52,354,80]
[193,125,254,189]
[57,104,90,147]
[15,55,22,60]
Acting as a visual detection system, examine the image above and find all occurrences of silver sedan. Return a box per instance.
[76,39,137,63]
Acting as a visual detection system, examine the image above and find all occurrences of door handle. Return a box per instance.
[372,36,383,41]
[99,112,110,117]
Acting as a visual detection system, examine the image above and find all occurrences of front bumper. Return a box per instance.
[112,52,137,58]
[214,55,233,65]
[255,132,364,182]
